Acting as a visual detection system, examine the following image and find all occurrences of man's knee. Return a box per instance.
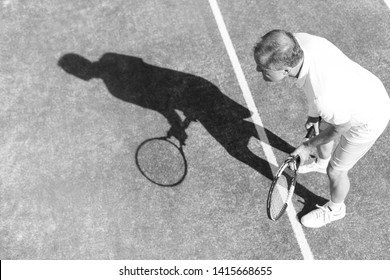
[327,163,348,180]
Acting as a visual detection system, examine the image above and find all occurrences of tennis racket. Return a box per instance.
[266,125,316,221]
[266,155,300,221]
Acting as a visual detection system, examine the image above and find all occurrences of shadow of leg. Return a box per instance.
[295,183,328,220]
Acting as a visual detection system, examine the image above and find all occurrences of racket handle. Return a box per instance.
[295,155,301,170]
[304,117,321,140]
[288,155,301,170]
[305,125,315,139]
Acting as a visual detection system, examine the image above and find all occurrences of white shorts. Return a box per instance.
[330,117,389,171]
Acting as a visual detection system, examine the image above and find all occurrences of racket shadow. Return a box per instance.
[57,51,326,210]
[135,136,188,187]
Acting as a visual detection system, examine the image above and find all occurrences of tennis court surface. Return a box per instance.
[1,0,390,260]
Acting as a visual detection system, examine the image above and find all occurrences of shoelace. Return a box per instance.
[314,204,332,224]
[298,161,326,172]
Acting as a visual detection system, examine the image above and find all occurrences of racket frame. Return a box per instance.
[266,155,299,221]
[266,118,321,221]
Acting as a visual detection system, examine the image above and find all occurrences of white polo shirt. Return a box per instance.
[294,33,390,142]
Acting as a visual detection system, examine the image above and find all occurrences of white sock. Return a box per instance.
[327,201,344,212]
[316,156,330,167]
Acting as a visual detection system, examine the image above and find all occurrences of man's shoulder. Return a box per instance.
[294,33,338,57]
[294,32,327,45]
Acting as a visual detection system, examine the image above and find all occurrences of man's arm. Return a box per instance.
[306,121,351,147]
[291,120,352,164]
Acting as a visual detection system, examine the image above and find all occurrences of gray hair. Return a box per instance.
[253,29,303,69]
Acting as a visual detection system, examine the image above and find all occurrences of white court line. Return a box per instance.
[384,0,390,9]
[207,0,314,260]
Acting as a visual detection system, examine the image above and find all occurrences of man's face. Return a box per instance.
[254,55,287,82]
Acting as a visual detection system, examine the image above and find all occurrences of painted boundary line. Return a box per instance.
[384,0,390,9]
[207,0,314,260]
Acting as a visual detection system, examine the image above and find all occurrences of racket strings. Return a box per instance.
[268,164,296,220]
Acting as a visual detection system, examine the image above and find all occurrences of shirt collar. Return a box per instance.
[294,52,309,88]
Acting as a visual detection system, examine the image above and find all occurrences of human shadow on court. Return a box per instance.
[58,52,327,212]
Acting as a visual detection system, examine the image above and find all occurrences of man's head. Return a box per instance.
[253,29,303,82]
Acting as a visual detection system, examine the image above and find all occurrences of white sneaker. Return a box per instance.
[301,202,346,228]
[297,160,327,174]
